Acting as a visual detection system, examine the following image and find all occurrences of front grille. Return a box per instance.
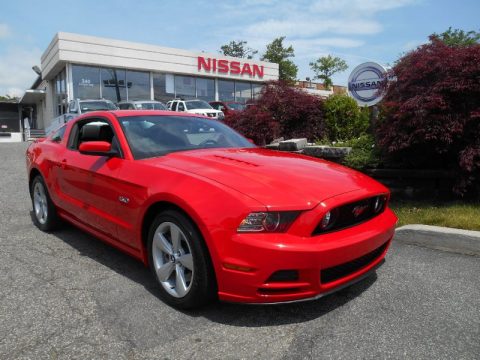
[320,241,388,284]
[312,195,387,235]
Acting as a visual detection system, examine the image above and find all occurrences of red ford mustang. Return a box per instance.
[26,110,397,308]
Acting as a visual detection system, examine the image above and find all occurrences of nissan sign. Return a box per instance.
[348,62,387,106]
[198,56,264,78]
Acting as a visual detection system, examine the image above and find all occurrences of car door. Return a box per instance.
[58,117,124,240]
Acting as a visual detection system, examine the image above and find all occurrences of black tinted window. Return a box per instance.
[118,115,255,159]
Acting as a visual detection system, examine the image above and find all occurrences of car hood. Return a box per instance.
[143,148,385,210]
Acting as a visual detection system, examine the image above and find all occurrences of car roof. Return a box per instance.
[73,110,212,120]
[112,110,207,118]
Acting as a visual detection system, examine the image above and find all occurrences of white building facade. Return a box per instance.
[22,32,279,131]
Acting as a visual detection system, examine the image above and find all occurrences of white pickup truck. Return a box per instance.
[45,99,117,136]
[166,99,224,120]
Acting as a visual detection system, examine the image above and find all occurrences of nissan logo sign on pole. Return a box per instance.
[348,62,388,107]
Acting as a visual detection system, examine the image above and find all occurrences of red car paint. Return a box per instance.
[26,110,397,304]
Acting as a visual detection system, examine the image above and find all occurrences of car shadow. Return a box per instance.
[41,213,378,327]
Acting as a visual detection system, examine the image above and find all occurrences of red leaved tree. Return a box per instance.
[225,81,325,146]
[377,38,480,195]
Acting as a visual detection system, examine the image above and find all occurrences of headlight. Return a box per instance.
[373,195,387,213]
[319,208,339,231]
[237,211,300,233]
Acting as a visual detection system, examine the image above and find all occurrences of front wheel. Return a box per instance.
[147,210,216,309]
[31,175,61,231]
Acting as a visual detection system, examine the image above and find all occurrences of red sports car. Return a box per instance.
[26,110,397,308]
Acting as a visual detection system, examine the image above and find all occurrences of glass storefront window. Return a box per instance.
[218,80,235,102]
[54,68,67,115]
[175,76,196,99]
[126,70,150,100]
[235,81,252,103]
[252,83,263,99]
[73,65,262,105]
[153,73,175,103]
[196,78,215,101]
[101,68,126,103]
[72,65,101,100]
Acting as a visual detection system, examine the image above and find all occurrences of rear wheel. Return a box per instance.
[147,210,216,309]
[31,175,61,231]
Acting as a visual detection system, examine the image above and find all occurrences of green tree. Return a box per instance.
[323,94,369,141]
[0,94,18,102]
[309,55,348,90]
[430,27,480,47]
[220,40,258,59]
[261,37,298,83]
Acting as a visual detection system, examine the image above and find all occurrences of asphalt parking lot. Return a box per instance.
[1,142,479,360]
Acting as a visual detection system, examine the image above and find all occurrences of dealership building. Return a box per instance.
[9,32,279,140]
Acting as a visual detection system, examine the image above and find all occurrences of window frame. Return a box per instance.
[67,116,124,158]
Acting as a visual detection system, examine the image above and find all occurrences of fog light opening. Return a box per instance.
[266,270,299,282]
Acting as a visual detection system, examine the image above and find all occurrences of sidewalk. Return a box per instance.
[395,224,480,256]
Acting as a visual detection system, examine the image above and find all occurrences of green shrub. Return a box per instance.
[323,94,370,141]
[342,135,380,170]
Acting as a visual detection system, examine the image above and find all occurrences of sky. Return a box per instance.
[0,0,478,97]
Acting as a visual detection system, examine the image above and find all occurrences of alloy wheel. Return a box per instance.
[33,181,48,225]
[151,221,194,298]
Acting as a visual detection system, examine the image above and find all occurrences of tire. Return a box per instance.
[147,209,216,309]
[31,175,61,231]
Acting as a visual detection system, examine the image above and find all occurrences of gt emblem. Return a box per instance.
[352,204,368,218]
[118,196,130,204]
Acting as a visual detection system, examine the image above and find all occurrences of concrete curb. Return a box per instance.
[395,224,480,256]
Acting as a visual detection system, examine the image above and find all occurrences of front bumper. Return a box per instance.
[216,208,397,304]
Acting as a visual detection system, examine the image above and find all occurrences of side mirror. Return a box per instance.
[79,141,118,157]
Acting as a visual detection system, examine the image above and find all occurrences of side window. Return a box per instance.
[210,103,219,110]
[51,125,67,143]
[219,105,226,111]
[118,103,129,110]
[170,101,177,111]
[68,119,116,153]
[177,102,185,111]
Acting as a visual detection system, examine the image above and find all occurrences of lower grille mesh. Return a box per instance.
[321,241,388,284]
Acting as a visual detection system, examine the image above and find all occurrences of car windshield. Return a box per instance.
[80,101,117,112]
[185,100,213,110]
[119,115,255,159]
[137,102,167,110]
[228,103,246,110]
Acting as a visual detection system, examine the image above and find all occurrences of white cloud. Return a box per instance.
[0,24,11,39]
[310,0,417,14]
[291,38,364,61]
[0,47,42,97]
[245,18,381,38]
[294,38,364,49]
[221,0,417,40]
